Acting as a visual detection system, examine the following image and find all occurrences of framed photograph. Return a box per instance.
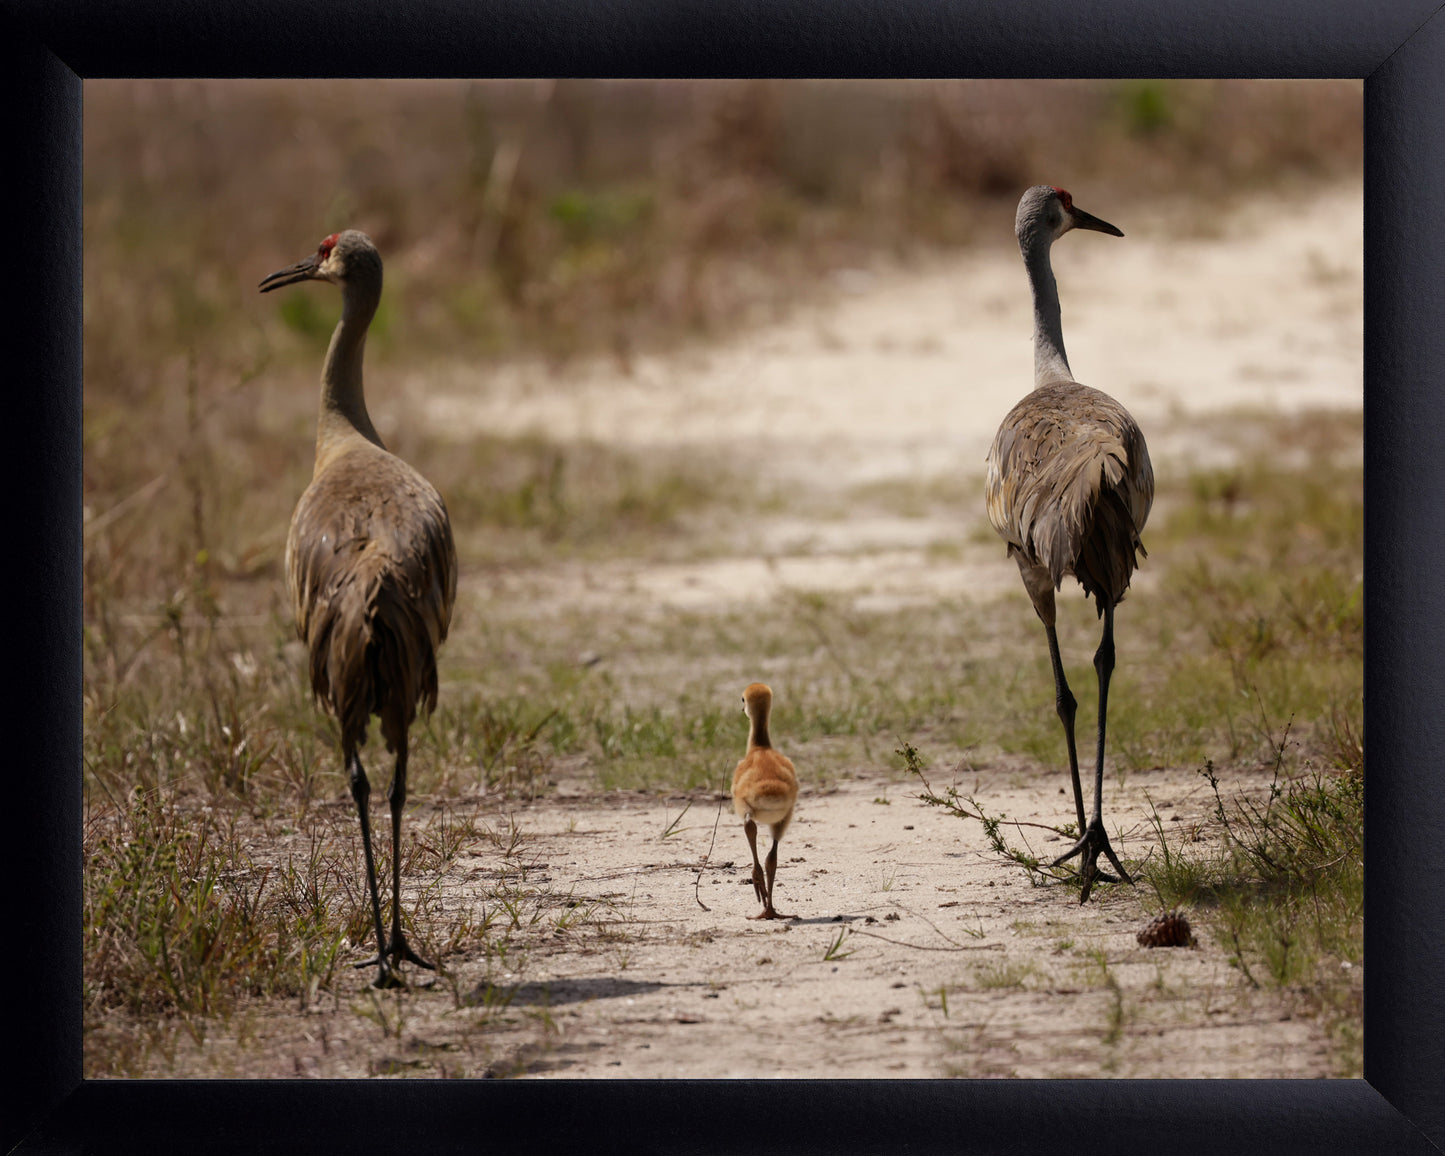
[10,3,1441,1152]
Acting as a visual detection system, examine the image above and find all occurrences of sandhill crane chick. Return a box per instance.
[984,186,1151,902]
[260,231,458,987]
[732,683,799,920]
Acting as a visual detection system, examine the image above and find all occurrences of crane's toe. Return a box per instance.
[391,932,435,972]
[353,933,436,985]
[353,953,407,988]
[371,965,407,990]
[1050,819,1133,903]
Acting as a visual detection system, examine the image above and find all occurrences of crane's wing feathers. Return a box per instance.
[286,446,458,749]
[985,382,1153,611]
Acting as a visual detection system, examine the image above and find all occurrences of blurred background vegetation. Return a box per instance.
[87,79,1360,371]
[83,77,1361,650]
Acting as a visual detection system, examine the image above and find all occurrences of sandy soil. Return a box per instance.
[429,765,1330,1080]
[99,182,1361,1080]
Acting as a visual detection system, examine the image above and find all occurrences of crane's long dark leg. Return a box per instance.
[1045,621,1088,837]
[386,731,434,972]
[1020,564,1087,836]
[743,818,773,919]
[760,824,792,920]
[1051,604,1133,902]
[345,744,397,988]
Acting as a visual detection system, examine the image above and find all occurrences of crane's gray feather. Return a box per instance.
[286,444,457,752]
[985,380,1152,615]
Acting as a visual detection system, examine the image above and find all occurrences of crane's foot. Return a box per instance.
[750,864,768,905]
[352,952,406,989]
[748,906,793,920]
[1050,819,1133,904]
[388,932,436,972]
[353,933,436,986]
[371,964,407,990]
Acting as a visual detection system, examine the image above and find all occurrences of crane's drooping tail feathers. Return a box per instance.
[1019,450,1147,614]
[986,389,1151,616]
[306,549,443,753]
[1073,484,1147,613]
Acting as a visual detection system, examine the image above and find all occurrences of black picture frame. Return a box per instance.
[6,1,1442,1152]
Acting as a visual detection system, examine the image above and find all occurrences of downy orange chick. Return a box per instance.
[731,682,799,920]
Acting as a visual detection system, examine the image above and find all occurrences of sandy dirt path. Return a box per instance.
[418,762,1331,1080]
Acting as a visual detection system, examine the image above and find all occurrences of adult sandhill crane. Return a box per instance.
[984,186,1152,903]
[732,683,799,920]
[260,230,458,987]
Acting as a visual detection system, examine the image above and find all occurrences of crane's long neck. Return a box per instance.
[1023,232,1073,387]
[748,707,772,752]
[316,278,385,463]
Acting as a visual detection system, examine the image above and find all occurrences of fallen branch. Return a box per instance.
[848,929,1002,953]
[693,798,726,911]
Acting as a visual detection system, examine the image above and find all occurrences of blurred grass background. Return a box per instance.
[83,78,1361,673]
[87,79,1360,373]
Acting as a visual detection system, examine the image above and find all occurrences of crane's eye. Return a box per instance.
[319,234,339,258]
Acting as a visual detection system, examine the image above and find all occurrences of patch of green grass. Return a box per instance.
[420,694,562,798]
[1137,729,1363,1074]
[455,430,1361,802]
[549,186,656,245]
[83,791,352,1048]
[973,960,1038,990]
[414,434,737,564]
[822,927,856,961]
[1117,81,1174,137]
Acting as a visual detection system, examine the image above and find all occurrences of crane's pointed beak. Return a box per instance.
[259,253,323,293]
[1070,206,1124,238]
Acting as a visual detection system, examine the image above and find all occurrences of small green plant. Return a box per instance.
[659,801,693,841]
[1117,80,1174,136]
[822,926,856,962]
[356,988,409,1040]
[906,743,1071,886]
[1099,964,1126,1046]
[974,960,1036,990]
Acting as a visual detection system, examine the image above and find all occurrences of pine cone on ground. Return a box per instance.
[1137,909,1196,948]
